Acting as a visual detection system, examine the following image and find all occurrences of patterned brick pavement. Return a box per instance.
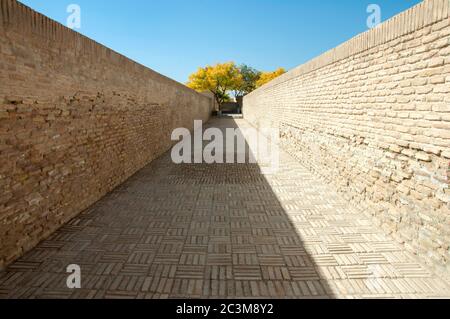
[0,118,449,299]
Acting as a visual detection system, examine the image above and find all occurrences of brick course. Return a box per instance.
[0,0,212,269]
[244,0,450,274]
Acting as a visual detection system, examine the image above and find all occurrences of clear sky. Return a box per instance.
[18,0,422,83]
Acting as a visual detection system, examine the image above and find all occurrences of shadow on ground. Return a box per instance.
[1,118,449,299]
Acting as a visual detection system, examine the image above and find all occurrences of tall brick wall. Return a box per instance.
[244,0,450,274]
[0,0,213,269]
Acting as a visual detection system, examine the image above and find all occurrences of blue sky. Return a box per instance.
[19,0,422,83]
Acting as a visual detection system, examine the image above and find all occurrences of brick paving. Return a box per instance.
[0,118,449,299]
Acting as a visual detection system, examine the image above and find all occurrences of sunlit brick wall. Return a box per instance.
[244,0,450,274]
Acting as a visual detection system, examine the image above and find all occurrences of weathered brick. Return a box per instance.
[0,1,213,268]
[244,0,450,273]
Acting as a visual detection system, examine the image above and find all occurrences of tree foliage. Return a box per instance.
[187,63,286,107]
[233,64,262,98]
[256,68,286,88]
[187,62,242,107]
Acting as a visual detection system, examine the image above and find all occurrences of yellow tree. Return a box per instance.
[187,62,243,109]
[256,68,286,88]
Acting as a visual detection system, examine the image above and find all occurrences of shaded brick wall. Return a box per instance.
[244,0,450,274]
[0,0,213,269]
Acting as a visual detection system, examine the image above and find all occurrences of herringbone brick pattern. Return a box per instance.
[0,119,449,299]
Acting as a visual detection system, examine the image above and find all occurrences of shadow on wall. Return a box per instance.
[0,0,213,270]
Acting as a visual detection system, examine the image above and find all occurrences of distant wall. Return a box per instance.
[201,91,219,111]
[0,0,213,269]
[220,102,240,113]
[244,0,450,274]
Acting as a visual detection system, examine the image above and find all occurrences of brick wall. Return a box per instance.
[244,0,450,274]
[0,0,213,269]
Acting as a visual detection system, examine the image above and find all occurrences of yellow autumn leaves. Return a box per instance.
[256,68,286,88]
[187,62,285,107]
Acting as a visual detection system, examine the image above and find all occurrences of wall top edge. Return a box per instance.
[1,0,206,99]
[246,0,449,97]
